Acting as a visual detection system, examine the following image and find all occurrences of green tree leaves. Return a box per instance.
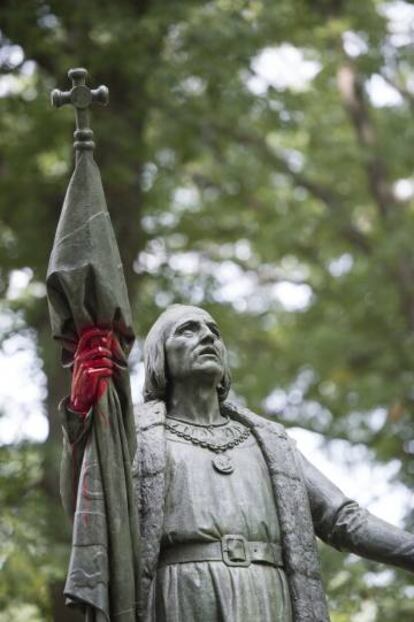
[1,0,414,618]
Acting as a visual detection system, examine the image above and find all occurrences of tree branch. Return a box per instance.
[219,125,372,254]
[337,62,395,219]
[336,63,414,330]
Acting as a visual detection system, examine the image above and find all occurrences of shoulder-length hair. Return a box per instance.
[143,305,232,403]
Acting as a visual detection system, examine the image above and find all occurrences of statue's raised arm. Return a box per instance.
[47,68,140,622]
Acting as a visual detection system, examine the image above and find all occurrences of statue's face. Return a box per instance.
[165,309,226,384]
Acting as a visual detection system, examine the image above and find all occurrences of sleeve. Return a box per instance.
[299,452,414,573]
[59,397,93,517]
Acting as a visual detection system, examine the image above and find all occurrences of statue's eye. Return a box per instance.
[177,321,198,335]
[209,324,220,338]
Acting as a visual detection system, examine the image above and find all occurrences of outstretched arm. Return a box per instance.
[299,452,414,573]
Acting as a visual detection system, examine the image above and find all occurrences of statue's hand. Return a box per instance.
[69,328,115,415]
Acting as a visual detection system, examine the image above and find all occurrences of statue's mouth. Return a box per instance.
[197,345,218,358]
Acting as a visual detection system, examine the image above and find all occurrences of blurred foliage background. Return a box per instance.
[1,0,414,620]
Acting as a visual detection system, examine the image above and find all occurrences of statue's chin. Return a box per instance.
[191,357,223,378]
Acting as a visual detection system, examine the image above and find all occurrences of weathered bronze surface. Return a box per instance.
[51,68,108,152]
[48,70,139,622]
[49,70,414,622]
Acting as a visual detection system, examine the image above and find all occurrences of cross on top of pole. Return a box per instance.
[51,68,109,152]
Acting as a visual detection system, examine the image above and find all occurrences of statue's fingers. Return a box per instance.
[77,328,107,349]
[86,367,113,378]
[90,358,113,370]
[72,361,111,396]
[72,363,85,387]
[80,358,113,371]
[76,346,112,363]
[77,328,111,352]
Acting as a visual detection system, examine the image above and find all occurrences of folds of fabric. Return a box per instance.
[47,149,140,621]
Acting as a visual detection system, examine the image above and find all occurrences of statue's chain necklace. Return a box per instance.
[165,416,250,475]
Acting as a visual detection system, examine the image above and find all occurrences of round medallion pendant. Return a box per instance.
[212,453,234,474]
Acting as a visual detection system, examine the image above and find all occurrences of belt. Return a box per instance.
[158,535,283,569]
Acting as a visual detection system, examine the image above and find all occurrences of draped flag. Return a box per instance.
[47,69,140,621]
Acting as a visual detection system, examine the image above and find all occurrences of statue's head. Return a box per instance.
[143,304,231,403]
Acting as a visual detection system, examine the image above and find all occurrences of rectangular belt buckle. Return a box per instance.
[221,535,251,567]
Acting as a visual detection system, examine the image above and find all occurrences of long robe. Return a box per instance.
[147,428,292,621]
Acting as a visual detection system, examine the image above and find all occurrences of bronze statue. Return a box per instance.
[48,69,414,622]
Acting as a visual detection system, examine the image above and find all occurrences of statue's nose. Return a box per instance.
[199,325,215,343]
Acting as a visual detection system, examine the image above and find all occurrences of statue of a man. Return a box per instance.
[61,303,414,621]
[48,67,414,621]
